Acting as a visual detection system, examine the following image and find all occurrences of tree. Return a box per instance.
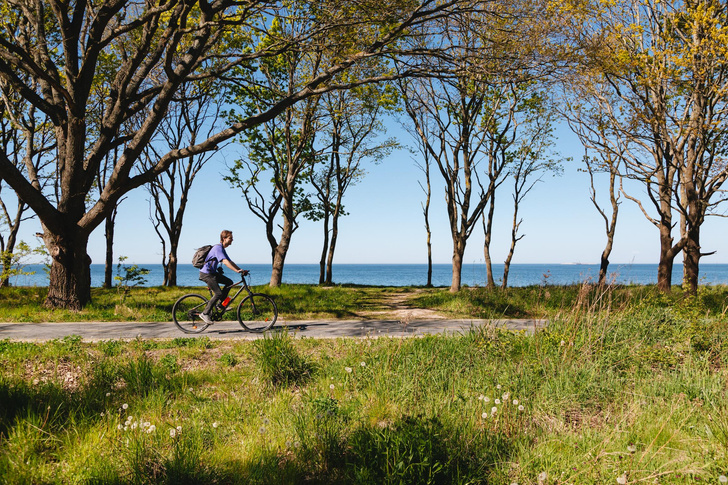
[565,0,728,294]
[0,76,54,287]
[0,0,478,308]
[145,81,224,286]
[309,83,397,285]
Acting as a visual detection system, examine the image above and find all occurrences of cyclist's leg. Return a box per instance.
[218,272,234,300]
[199,271,223,315]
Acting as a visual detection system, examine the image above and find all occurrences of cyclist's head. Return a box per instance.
[220,230,233,244]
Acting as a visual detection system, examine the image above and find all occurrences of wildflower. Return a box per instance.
[502,392,510,401]
[478,394,484,401]
[518,405,525,411]
[146,425,156,433]
[105,392,111,397]
[720,476,727,484]
[259,426,266,434]
[491,406,498,414]
[496,384,502,390]
[345,367,352,373]
[330,384,335,390]
[513,399,519,406]
[361,361,366,367]
[117,424,123,430]
[495,399,501,405]
[212,422,219,429]
[122,403,129,410]
[627,444,637,453]
[481,412,488,419]
[617,473,627,484]
[176,426,182,433]
[484,396,491,403]
[100,412,105,417]
[143,422,151,428]
[538,471,547,483]
[170,429,177,438]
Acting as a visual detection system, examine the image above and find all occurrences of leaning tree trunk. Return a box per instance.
[270,215,295,287]
[42,228,92,310]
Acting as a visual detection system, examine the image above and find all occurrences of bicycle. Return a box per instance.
[172,273,278,334]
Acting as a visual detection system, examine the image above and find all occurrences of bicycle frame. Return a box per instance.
[207,274,253,315]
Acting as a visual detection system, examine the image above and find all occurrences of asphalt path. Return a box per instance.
[0,318,547,341]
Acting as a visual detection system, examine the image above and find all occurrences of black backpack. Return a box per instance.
[191,245,213,269]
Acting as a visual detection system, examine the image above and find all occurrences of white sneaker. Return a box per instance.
[199,313,213,324]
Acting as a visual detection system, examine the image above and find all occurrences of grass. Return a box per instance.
[0,283,727,483]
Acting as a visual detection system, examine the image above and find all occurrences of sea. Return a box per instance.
[8,263,728,287]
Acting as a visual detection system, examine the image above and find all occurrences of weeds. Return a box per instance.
[0,285,727,483]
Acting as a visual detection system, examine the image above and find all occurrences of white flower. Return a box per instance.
[495,399,501,405]
[518,405,525,411]
[143,422,151,428]
[627,444,637,453]
[117,424,123,430]
[100,412,105,417]
[481,412,488,419]
[176,426,182,433]
[360,361,366,367]
[106,392,111,397]
[616,473,627,484]
[513,399,519,406]
[478,394,484,401]
[491,406,498,414]
[502,392,510,400]
[259,426,266,434]
[122,403,129,410]
[496,384,502,390]
[330,384,335,390]
[345,367,352,373]
[169,429,177,438]
[483,396,490,403]
[720,476,727,484]
[146,425,156,433]
[538,471,547,482]
[212,422,219,428]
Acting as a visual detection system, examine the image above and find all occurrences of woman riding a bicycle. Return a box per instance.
[198,229,247,324]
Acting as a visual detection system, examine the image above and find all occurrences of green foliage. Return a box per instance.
[0,241,48,284]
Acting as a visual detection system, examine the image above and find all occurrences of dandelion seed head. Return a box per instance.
[345,366,352,373]
[496,384,502,390]
[538,471,547,481]
[478,394,484,401]
[170,429,177,438]
[491,406,498,414]
[122,403,129,410]
[105,392,111,397]
[502,392,510,400]
[212,422,219,428]
[518,405,525,411]
[259,426,266,434]
[720,476,727,484]
[513,399,519,406]
[330,384,335,390]
[495,399,501,405]
[147,425,156,433]
[176,426,182,432]
[360,361,366,367]
[617,473,627,484]
[627,444,637,453]
[484,396,490,403]
[482,412,488,419]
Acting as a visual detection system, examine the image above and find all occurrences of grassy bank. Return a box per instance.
[0,284,727,483]
[1,283,727,323]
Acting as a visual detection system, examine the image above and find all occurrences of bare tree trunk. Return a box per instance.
[451,238,466,292]
[0,200,24,288]
[482,195,497,288]
[103,211,115,289]
[325,214,337,285]
[319,212,330,285]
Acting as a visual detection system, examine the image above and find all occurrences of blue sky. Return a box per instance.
[12,122,728,267]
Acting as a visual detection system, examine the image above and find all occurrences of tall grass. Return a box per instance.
[0,284,727,483]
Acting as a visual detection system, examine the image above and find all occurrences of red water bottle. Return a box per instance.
[221,297,231,307]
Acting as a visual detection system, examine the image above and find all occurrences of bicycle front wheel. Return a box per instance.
[237,293,278,332]
[173,293,210,334]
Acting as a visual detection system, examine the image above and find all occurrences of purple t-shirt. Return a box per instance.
[200,243,230,274]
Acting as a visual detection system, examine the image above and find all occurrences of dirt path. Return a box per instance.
[352,289,447,321]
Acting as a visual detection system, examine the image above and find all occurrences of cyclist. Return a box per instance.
[199,230,248,324]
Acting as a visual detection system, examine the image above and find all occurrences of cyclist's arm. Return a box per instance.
[222,258,244,273]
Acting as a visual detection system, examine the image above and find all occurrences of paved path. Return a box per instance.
[0,318,547,341]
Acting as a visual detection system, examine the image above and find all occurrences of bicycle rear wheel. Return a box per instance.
[237,293,278,332]
[173,294,210,334]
